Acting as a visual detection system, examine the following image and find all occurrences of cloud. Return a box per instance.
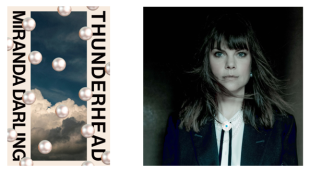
[64,31,81,44]
[67,57,85,66]
[31,88,86,130]
[49,88,67,95]
[31,117,87,160]
[31,89,87,160]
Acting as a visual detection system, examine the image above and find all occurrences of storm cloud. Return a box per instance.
[31,89,87,160]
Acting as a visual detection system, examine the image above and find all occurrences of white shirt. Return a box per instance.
[214,110,245,166]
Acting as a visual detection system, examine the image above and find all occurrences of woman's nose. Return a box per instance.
[225,56,236,69]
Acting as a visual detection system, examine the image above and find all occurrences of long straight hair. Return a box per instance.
[179,13,292,132]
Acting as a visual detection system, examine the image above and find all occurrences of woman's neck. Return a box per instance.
[216,90,244,120]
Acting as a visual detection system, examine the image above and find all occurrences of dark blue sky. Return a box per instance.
[31,12,87,107]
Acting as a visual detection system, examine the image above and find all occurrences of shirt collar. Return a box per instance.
[217,110,243,124]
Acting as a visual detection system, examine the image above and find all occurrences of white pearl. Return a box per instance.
[57,6,72,17]
[19,157,33,166]
[52,57,66,72]
[81,124,95,138]
[22,91,36,105]
[22,17,36,31]
[7,128,17,142]
[7,37,14,51]
[79,27,93,40]
[105,62,110,75]
[87,6,99,11]
[79,87,93,101]
[28,51,42,65]
[101,151,110,165]
[38,140,52,154]
[81,161,94,166]
[55,104,69,118]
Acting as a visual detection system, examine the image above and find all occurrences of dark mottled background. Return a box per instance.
[143,7,303,165]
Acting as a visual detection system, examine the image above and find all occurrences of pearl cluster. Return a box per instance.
[8,6,110,166]
[55,104,69,118]
[7,128,17,142]
[57,6,72,17]
[19,157,33,166]
[81,161,94,166]
[28,51,42,65]
[7,37,14,51]
[101,151,110,165]
[79,27,93,40]
[38,140,52,154]
[87,6,99,11]
[22,17,36,31]
[52,57,66,71]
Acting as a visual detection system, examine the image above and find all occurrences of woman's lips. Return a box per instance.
[223,76,238,80]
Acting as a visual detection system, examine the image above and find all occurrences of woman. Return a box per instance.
[162,13,298,166]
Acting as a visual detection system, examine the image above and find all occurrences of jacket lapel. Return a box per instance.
[191,121,219,165]
[191,121,270,165]
[240,123,270,165]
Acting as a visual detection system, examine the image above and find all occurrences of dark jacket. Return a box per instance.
[162,114,298,165]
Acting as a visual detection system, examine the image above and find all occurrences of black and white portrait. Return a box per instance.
[143,7,302,166]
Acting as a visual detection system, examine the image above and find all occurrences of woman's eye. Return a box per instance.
[238,52,247,57]
[214,52,223,57]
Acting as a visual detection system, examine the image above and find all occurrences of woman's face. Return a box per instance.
[209,42,252,94]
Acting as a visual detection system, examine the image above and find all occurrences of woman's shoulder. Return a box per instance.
[272,113,296,131]
[274,113,296,123]
[165,113,181,131]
